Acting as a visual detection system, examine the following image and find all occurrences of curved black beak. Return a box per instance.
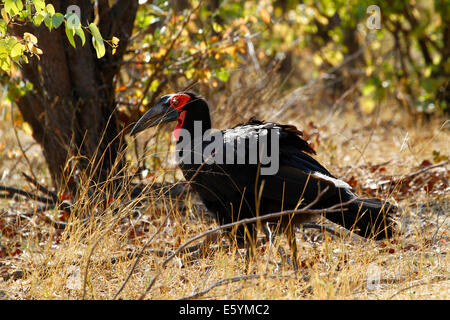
[130,97,178,136]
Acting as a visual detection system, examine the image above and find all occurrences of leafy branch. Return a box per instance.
[0,0,119,72]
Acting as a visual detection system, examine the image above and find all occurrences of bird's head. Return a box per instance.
[130,92,209,138]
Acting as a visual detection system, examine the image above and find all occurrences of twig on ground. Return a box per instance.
[109,248,169,265]
[388,276,450,299]
[22,172,58,202]
[179,273,309,300]
[401,160,448,181]
[375,160,449,187]
[0,185,53,204]
[138,188,355,299]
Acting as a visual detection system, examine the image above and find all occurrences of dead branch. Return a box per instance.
[22,172,58,202]
[0,185,53,204]
[377,160,449,187]
[401,160,448,181]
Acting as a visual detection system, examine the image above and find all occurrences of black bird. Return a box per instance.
[131,92,396,263]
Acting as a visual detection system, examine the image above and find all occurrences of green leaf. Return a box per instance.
[18,8,29,19]
[0,19,6,35]
[32,13,45,26]
[0,40,11,71]
[64,13,85,48]
[44,13,52,30]
[216,68,230,82]
[92,37,105,58]
[51,13,64,28]
[89,23,105,58]
[26,1,31,14]
[45,3,55,16]
[1,9,10,24]
[362,83,376,96]
[10,40,25,61]
[4,0,23,16]
[65,22,76,48]
[0,56,11,72]
[16,0,24,11]
[212,22,223,33]
[32,0,45,12]
[88,23,103,43]
[185,68,195,79]
[75,27,86,46]
[149,79,160,92]
[65,12,80,29]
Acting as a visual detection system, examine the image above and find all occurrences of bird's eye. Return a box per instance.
[172,97,179,106]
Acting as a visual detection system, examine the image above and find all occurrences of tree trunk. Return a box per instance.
[11,0,138,190]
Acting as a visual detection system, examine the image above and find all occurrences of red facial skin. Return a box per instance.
[170,93,191,139]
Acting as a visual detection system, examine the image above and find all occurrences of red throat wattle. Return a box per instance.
[173,110,186,139]
[171,93,190,139]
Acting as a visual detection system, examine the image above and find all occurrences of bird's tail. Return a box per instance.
[325,197,396,240]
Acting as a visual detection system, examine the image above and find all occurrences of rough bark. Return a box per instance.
[11,0,138,190]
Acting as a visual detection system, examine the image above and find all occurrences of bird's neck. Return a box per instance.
[174,111,211,142]
[174,111,211,168]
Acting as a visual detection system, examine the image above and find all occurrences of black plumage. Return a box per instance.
[131,92,396,256]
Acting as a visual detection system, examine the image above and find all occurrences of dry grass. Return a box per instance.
[0,73,448,300]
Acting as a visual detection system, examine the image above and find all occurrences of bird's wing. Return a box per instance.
[223,119,337,177]
[232,118,316,155]
[258,165,353,208]
[215,120,353,207]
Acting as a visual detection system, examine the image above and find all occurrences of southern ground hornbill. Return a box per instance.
[130,92,396,266]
